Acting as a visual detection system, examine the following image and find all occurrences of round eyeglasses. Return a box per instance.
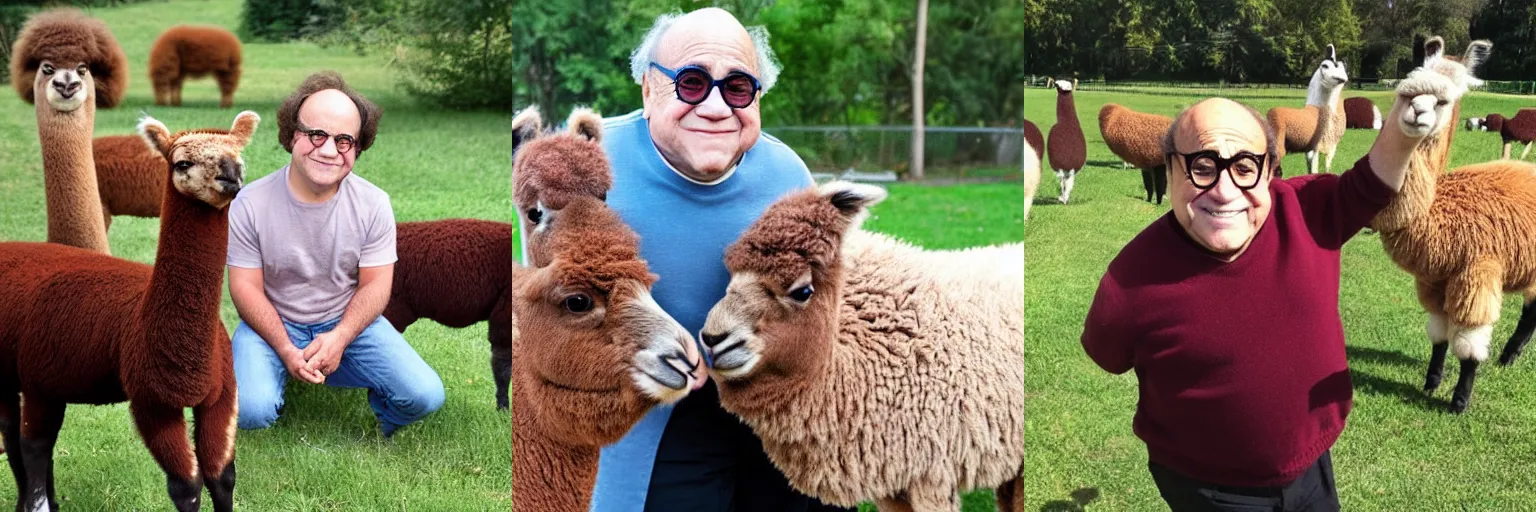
[1167,150,1269,190]
[650,62,761,109]
[297,123,357,154]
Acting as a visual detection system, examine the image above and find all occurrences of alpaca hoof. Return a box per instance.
[1423,376,1442,392]
[1498,353,1519,366]
[1449,396,1470,414]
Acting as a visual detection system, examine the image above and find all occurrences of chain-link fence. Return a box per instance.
[764,126,1026,182]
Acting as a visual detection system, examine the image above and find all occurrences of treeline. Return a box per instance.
[1024,0,1536,83]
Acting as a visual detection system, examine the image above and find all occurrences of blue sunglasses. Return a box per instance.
[650,62,761,109]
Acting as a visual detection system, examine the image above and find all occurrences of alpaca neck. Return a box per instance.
[511,382,596,512]
[1372,110,1456,233]
[1305,69,1328,106]
[37,100,109,254]
[1056,93,1079,127]
[139,176,228,365]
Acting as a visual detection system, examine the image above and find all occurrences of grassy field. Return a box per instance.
[1024,83,1536,510]
[0,1,510,509]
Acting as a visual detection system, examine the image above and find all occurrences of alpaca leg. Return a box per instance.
[1450,324,1494,413]
[1504,142,1512,160]
[193,378,238,512]
[170,78,184,107]
[1522,142,1533,160]
[1305,151,1318,174]
[1325,149,1337,174]
[18,399,66,512]
[1053,170,1067,203]
[1154,165,1168,205]
[1500,297,1536,366]
[1060,171,1077,204]
[1141,168,1154,203]
[1418,282,1450,392]
[0,394,26,507]
[215,70,239,109]
[131,402,202,512]
[1445,267,1501,412]
[153,82,167,106]
[490,296,512,410]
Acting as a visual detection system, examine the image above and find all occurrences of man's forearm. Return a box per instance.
[330,275,391,345]
[232,282,298,357]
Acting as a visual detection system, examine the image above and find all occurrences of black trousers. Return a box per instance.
[644,380,855,512]
[1149,451,1340,512]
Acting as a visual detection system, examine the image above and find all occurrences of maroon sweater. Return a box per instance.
[1081,156,1394,487]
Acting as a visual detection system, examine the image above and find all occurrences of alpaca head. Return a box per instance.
[1307,44,1349,101]
[1052,79,1075,94]
[701,181,886,380]
[511,105,614,267]
[10,9,129,111]
[1394,37,1490,140]
[513,196,700,445]
[137,111,259,209]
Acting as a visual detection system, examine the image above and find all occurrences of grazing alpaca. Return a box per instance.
[1023,143,1039,221]
[1500,108,1536,160]
[1366,36,1534,413]
[384,219,512,409]
[1485,113,1506,133]
[11,9,129,254]
[1097,103,1173,204]
[0,111,257,512]
[93,134,169,231]
[1344,96,1382,130]
[1047,79,1086,203]
[149,25,242,108]
[700,182,1025,511]
[1267,44,1349,174]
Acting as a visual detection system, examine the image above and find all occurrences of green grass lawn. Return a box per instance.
[1024,84,1536,510]
[0,1,510,509]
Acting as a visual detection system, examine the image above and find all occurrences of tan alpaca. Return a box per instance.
[1267,44,1349,175]
[10,10,129,254]
[1366,36,1536,414]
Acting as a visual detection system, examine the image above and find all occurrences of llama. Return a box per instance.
[0,111,257,512]
[1267,44,1349,174]
[11,9,129,255]
[1047,79,1086,203]
[93,134,169,231]
[384,219,512,409]
[1344,96,1382,130]
[149,25,243,108]
[1364,36,1536,413]
[699,182,1024,511]
[1500,108,1535,160]
[1097,103,1173,204]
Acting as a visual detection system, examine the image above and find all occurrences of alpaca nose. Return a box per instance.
[216,158,244,193]
[52,77,81,98]
[700,332,729,348]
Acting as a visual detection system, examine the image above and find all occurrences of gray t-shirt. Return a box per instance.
[227,165,397,325]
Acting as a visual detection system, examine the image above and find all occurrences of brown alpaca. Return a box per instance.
[12,9,129,255]
[1366,36,1532,414]
[511,106,612,268]
[384,219,512,409]
[1343,96,1382,130]
[93,134,169,231]
[1098,103,1173,204]
[1267,44,1349,174]
[1500,108,1536,160]
[700,182,1024,511]
[149,25,242,108]
[1047,78,1086,203]
[0,111,257,512]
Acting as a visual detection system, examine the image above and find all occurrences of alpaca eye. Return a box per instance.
[76,65,87,75]
[174,161,194,172]
[40,64,53,75]
[563,294,593,313]
[1437,99,1449,107]
[526,208,542,224]
[787,284,814,303]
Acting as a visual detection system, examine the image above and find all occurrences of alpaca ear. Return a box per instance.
[229,110,260,147]
[512,105,543,155]
[1463,40,1492,74]
[1326,43,1336,61]
[137,115,173,155]
[818,181,887,217]
[1425,36,1445,61]
[566,107,603,143]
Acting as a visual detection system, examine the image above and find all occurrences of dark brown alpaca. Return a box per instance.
[1047,78,1086,203]
[0,111,257,511]
[1501,108,1536,160]
[384,219,512,409]
[12,9,130,255]
[1486,113,1506,133]
[1343,97,1381,130]
[149,25,242,108]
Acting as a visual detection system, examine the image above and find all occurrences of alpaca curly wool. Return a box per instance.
[384,219,512,408]
[511,105,613,268]
[703,182,1024,512]
[1098,103,1173,204]
[1344,97,1381,130]
[149,25,242,108]
[10,9,128,108]
[0,111,258,512]
[93,134,168,231]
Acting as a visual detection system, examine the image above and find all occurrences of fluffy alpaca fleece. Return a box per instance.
[1047,79,1086,203]
[511,196,700,512]
[1098,103,1173,204]
[1344,96,1382,130]
[1267,45,1349,174]
[1367,37,1528,413]
[384,219,512,408]
[94,134,168,230]
[1501,108,1536,160]
[0,111,258,512]
[511,105,612,268]
[1023,143,1039,221]
[15,9,131,255]
[702,182,1024,511]
[149,25,242,108]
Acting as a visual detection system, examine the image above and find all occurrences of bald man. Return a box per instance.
[229,71,444,437]
[555,7,850,512]
[1081,91,1450,511]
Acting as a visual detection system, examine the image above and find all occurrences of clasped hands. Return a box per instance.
[280,330,350,384]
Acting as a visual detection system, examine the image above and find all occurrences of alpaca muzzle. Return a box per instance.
[215,158,244,194]
[51,75,81,99]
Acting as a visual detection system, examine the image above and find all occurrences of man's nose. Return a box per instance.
[693,86,733,119]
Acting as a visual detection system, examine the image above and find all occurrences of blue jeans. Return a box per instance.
[232,315,445,436]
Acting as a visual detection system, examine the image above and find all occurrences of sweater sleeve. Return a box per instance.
[1291,155,1396,249]
[1082,267,1134,374]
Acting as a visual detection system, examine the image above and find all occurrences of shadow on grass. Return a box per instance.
[1346,346,1423,367]
[1349,367,1451,413]
[1039,487,1100,512]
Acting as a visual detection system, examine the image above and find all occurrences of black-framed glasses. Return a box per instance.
[1166,150,1269,190]
[650,62,761,109]
[297,123,357,154]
